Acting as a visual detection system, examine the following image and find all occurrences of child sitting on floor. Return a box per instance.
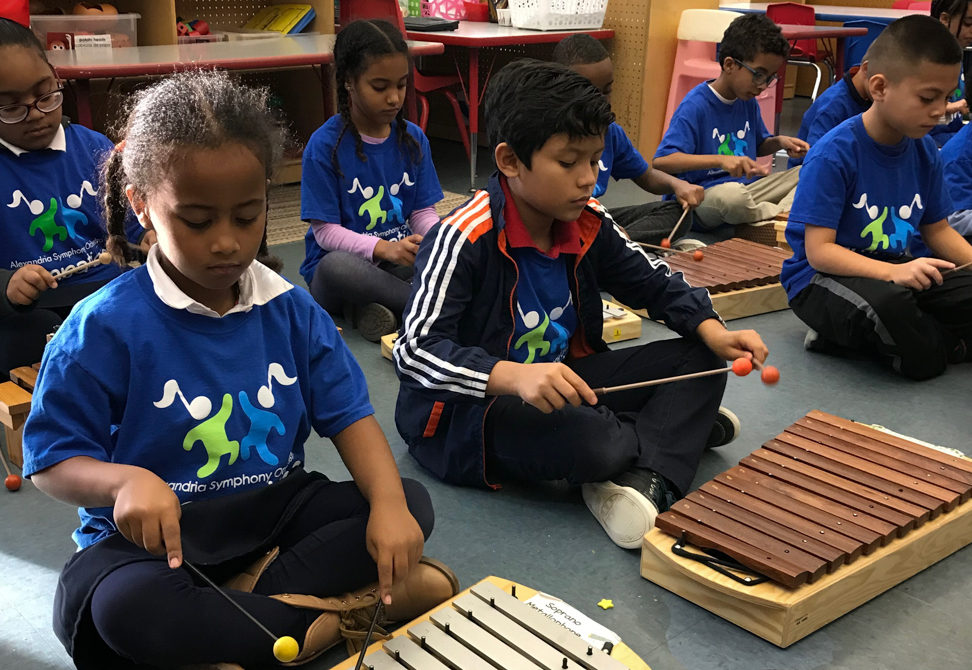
[300,20,443,342]
[929,0,972,147]
[394,60,770,550]
[781,16,972,381]
[0,18,146,375]
[22,71,457,670]
[653,14,808,228]
[553,34,705,248]
[789,60,871,168]
[941,119,972,243]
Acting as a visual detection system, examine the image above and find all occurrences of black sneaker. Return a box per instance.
[582,468,678,549]
[357,303,397,343]
[706,406,740,449]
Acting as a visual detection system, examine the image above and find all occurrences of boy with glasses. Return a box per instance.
[0,18,146,374]
[654,14,808,228]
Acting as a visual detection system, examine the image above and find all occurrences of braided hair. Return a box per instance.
[101,70,285,271]
[932,0,972,39]
[331,19,422,178]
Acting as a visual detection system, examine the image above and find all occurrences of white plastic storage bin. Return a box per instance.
[508,0,607,31]
[30,13,139,50]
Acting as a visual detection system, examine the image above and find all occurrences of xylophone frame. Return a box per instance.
[328,577,650,670]
[640,414,972,648]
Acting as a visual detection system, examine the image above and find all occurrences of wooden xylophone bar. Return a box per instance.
[663,239,791,293]
[655,411,972,589]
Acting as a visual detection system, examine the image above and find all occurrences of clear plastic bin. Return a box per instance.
[508,0,607,31]
[31,13,139,50]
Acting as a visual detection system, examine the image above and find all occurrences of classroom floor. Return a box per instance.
[3,98,972,670]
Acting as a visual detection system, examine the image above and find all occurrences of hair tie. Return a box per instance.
[115,140,126,154]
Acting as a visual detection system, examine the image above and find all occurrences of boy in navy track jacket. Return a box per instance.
[394,60,771,550]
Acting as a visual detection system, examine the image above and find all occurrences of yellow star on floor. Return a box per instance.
[597,599,614,610]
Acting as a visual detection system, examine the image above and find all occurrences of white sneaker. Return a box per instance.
[582,481,660,549]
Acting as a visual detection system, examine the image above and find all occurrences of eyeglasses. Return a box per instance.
[0,88,65,125]
[733,59,780,88]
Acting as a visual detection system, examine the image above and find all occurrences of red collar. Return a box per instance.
[501,177,583,259]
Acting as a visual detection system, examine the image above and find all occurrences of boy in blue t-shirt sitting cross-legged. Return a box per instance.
[394,60,770,550]
[653,14,808,228]
[781,16,972,381]
[552,34,705,248]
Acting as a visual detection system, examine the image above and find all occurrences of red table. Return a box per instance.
[775,24,868,133]
[405,22,614,191]
[48,34,445,129]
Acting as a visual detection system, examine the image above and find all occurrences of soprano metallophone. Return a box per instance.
[329,578,650,670]
[641,411,972,647]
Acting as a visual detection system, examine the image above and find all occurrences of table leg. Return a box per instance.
[468,47,480,192]
[75,79,93,128]
[322,64,334,119]
[834,37,846,80]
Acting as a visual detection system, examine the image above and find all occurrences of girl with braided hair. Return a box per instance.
[930,0,972,146]
[299,19,443,342]
[23,70,457,669]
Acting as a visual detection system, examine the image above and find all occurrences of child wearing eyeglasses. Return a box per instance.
[653,14,808,228]
[0,18,145,374]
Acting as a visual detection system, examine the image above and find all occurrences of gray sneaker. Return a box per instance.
[357,303,397,343]
[707,407,741,449]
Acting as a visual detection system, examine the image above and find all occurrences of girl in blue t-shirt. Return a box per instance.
[0,19,145,374]
[22,71,456,668]
[300,19,443,342]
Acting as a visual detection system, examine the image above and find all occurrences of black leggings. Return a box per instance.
[0,307,63,375]
[89,479,434,667]
[310,251,414,318]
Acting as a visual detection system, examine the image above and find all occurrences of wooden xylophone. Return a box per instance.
[329,577,650,670]
[641,411,972,647]
[622,238,791,320]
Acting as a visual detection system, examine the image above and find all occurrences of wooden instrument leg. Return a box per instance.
[0,381,32,468]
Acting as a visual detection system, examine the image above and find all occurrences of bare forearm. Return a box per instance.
[807,241,896,281]
[758,137,785,156]
[923,222,972,265]
[653,152,723,175]
[32,456,140,508]
[332,416,407,507]
[485,360,519,396]
[633,167,679,196]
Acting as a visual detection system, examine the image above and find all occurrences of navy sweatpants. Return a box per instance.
[88,479,434,667]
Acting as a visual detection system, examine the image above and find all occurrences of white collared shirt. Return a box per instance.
[0,123,67,156]
[144,244,293,318]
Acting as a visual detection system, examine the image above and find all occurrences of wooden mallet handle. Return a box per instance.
[54,252,112,281]
[592,367,732,396]
[664,205,691,244]
[942,260,972,276]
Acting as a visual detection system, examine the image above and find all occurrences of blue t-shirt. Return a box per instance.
[509,248,577,364]
[930,63,965,147]
[654,82,771,191]
[22,265,374,549]
[941,120,972,213]
[781,116,953,300]
[789,72,870,168]
[299,116,444,284]
[0,124,139,285]
[594,122,649,198]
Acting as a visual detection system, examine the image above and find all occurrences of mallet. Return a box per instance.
[52,252,112,281]
[660,206,691,249]
[591,357,779,396]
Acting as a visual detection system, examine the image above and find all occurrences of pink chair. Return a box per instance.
[663,10,777,137]
[339,0,471,159]
[891,0,913,8]
[908,2,932,11]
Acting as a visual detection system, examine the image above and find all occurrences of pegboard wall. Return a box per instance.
[601,0,650,147]
[175,0,276,30]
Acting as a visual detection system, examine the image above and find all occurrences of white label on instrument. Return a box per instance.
[74,34,113,50]
[524,592,621,648]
